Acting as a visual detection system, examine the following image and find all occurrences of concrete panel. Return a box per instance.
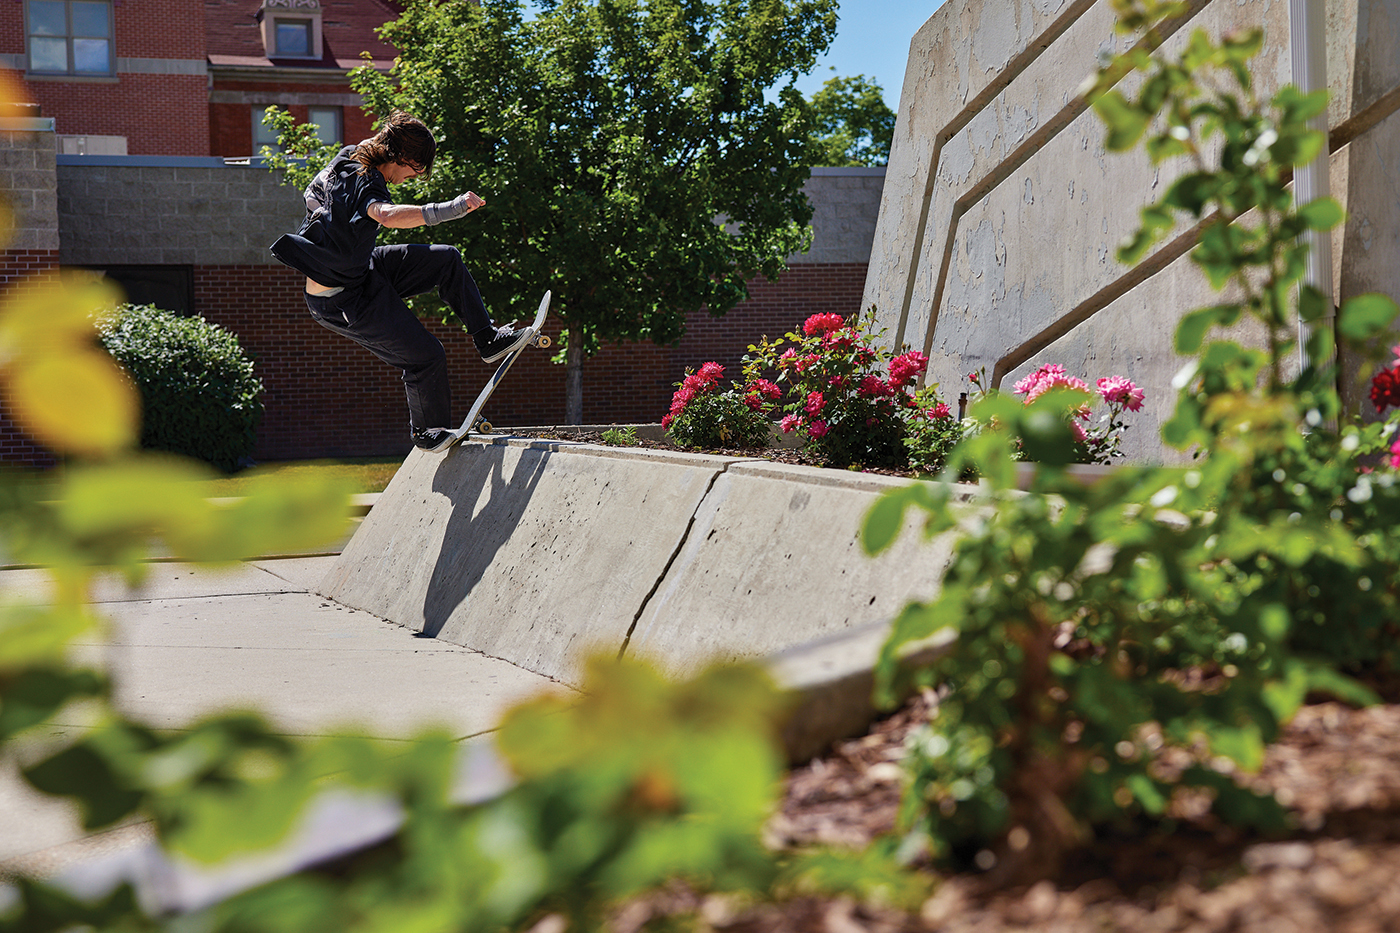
[624,461,970,680]
[318,439,746,683]
[57,162,303,266]
[866,0,1400,461]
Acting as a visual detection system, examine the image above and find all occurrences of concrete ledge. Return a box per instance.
[321,438,979,687]
[317,437,756,682]
[625,459,972,680]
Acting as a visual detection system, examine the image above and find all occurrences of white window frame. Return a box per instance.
[25,0,114,77]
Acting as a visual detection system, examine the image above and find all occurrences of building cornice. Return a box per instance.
[206,62,391,84]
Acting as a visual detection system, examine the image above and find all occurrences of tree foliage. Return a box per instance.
[347,0,837,421]
[808,74,895,167]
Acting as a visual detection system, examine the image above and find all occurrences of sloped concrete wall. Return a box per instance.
[318,438,971,686]
[868,0,1400,461]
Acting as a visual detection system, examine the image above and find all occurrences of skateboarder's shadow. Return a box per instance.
[419,441,553,640]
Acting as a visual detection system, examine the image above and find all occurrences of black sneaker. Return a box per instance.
[413,427,457,453]
[475,324,531,363]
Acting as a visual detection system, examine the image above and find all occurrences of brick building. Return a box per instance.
[1,2,883,465]
[2,0,398,157]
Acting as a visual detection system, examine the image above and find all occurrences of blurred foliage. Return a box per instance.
[1,82,922,926]
[862,0,1400,887]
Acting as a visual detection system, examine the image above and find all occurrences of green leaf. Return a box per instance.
[1296,196,1345,231]
[1093,90,1150,151]
[1125,773,1167,816]
[1337,293,1400,340]
[1163,172,1218,216]
[1209,723,1264,772]
[1297,283,1329,323]
[1175,304,1241,354]
[862,487,914,556]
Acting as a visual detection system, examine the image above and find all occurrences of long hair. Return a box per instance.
[352,111,436,177]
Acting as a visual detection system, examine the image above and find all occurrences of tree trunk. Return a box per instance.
[565,341,583,425]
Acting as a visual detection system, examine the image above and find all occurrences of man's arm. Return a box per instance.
[367,191,485,229]
[366,201,428,229]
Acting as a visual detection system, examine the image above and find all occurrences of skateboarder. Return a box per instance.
[271,111,529,452]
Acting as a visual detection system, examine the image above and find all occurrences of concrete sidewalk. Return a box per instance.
[0,554,563,878]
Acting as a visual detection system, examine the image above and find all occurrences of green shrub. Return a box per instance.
[903,385,973,475]
[96,304,263,472]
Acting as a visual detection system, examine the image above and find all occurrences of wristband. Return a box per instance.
[422,193,471,225]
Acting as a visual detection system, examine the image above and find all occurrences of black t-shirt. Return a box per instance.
[270,146,392,289]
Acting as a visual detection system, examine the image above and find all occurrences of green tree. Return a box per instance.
[348,0,836,422]
[808,73,895,166]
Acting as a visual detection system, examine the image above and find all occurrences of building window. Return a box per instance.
[26,0,112,76]
[308,107,342,147]
[259,1,323,61]
[275,19,312,57]
[252,106,281,153]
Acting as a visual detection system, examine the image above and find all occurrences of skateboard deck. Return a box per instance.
[447,290,551,444]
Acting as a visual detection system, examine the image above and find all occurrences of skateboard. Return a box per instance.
[448,290,551,442]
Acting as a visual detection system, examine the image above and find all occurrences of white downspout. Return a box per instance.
[1288,0,1333,371]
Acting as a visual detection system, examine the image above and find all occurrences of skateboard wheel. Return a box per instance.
[535,334,552,349]
[478,420,492,433]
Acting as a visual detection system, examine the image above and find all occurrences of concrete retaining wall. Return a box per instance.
[868,0,1400,461]
[317,438,971,686]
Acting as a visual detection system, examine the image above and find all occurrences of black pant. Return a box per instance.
[305,244,492,433]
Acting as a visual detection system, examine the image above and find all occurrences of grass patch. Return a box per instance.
[204,457,404,498]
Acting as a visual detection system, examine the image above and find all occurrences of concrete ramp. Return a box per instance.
[624,460,964,680]
[319,438,973,685]
[318,439,743,681]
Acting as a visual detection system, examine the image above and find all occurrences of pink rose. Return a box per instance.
[1391,438,1400,470]
[1097,375,1145,412]
[804,391,825,416]
[696,361,725,386]
[780,414,802,434]
[750,379,781,400]
[930,402,951,419]
[857,375,891,398]
[808,419,830,438]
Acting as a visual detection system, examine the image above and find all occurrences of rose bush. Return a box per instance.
[1010,364,1146,463]
[663,362,773,449]
[745,310,941,468]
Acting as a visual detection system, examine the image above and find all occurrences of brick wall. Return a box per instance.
[0,157,884,466]
[0,248,61,468]
[185,263,868,461]
[208,79,377,158]
[3,0,208,156]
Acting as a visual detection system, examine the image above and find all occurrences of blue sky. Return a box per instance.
[792,2,948,112]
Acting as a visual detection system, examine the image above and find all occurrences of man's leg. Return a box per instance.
[370,243,492,334]
[305,281,452,432]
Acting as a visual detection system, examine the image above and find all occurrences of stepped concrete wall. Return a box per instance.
[867,0,1400,462]
[317,438,973,685]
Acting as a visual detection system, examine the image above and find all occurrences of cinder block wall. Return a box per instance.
[1,156,883,464]
[866,0,1400,463]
